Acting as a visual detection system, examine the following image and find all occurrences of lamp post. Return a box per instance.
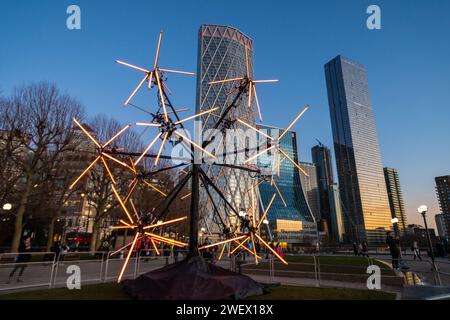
[417,205,440,284]
[2,203,12,211]
[391,217,399,237]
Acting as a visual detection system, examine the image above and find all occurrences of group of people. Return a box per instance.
[352,240,369,257]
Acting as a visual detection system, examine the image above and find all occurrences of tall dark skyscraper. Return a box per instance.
[299,161,321,222]
[196,25,258,232]
[311,143,334,230]
[383,167,408,235]
[256,124,317,245]
[324,55,391,244]
[435,175,450,237]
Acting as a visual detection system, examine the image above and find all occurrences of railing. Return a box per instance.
[1,250,449,293]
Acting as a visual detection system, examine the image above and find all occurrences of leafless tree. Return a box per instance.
[2,82,85,252]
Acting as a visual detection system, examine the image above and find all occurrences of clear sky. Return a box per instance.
[1,0,449,229]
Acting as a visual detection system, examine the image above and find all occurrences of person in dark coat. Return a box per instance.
[386,232,400,270]
[7,237,32,283]
[163,244,170,265]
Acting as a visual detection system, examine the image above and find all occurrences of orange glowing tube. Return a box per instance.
[174,131,216,158]
[142,179,167,197]
[243,145,275,164]
[151,239,160,255]
[155,132,168,166]
[208,77,244,85]
[135,122,161,127]
[119,219,135,228]
[143,216,187,230]
[252,80,279,83]
[255,233,288,265]
[135,132,162,166]
[174,107,219,125]
[102,124,131,148]
[159,68,195,76]
[115,60,149,73]
[101,156,116,185]
[124,73,149,106]
[111,184,134,224]
[236,119,273,140]
[73,118,102,148]
[181,192,191,200]
[278,148,308,176]
[252,85,263,122]
[148,71,153,89]
[199,235,247,250]
[155,71,168,121]
[251,189,256,226]
[245,46,249,78]
[235,238,261,259]
[247,82,252,107]
[272,180,287,207]
[101,152,133,170]
[117,233,139,283]
[154,32,163,68]
[111,225,134,230]
[230,237,250,255]
[124,179,138,204]
[110,236,143,256]
[144,232,187,247]
[69,155,101,189]
[218,243,227,261]
[279,105,309,140]
[257,193,276,228]
[129,199,140,221]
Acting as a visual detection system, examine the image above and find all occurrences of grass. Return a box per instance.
[0,283,130,300]
[0,283,396,300]
[248,285,396,300]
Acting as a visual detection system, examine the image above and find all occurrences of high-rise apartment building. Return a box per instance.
[435,175,450,238]
[256,124,317,245]
[196,24,258,233]
[435,213,449,239]
[324,55,392,244]
[299,161,321,222]
[383,167,408,234]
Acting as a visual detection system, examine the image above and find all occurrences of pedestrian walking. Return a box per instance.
[412,240,422,260]
[386,232,401,270]
[7,237,32,283]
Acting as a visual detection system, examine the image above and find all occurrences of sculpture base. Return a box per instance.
[123,256,268,300]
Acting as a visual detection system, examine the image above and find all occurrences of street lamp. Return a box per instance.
[391,217,399,237]
[417,205,440,281]
[2,203,12,211]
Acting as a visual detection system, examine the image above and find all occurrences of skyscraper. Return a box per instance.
[299,161,321,222]
[196,25,258,233]
[383,167,408,235]
[324,55,392,244]
[435,175,450,237]
[256,124,317,245]
[311,143,334,233]
[328,183,345,243]
[435,213,449,239]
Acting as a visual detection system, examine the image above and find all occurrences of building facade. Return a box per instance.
[328,183,345,243]
[256,124,317,245]
[195,24,259,234]
[435,213,449,239]
[311,143,334,235]
[299,161,321,222]
[324,55,392,244]
[383,167,408,235]
[435,175,450,237]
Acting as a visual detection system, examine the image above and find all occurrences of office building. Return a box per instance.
[435,175,450,237]
[383,167,408,235]
[435,213,449,239]
[299,161,321,222]
[324,55,392,244]
[195,25,258,233]
[256,124,317,245]
[328,183,345,243]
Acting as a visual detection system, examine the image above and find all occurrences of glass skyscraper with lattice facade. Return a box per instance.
[383,167,408,235]
[256,124,317,245]
[324,55,392,245]
[195,25,258,234]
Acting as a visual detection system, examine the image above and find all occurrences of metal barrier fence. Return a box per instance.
[1,250,449,293]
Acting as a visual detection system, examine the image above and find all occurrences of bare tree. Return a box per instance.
[3,82,85,252]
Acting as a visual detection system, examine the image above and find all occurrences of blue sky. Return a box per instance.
[1,0,449,228]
